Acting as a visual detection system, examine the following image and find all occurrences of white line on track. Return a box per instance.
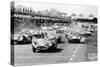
[68,44,82,62]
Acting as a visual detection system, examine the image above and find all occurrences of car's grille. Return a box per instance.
[37,46,47,50]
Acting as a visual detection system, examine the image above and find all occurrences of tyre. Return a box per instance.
[57,37,61,43]
[32,46,37,52]
[68,39,80,43]
[50,43,57,50]
[12,40,18,45]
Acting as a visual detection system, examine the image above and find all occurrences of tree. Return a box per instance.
[71,13,77,17]
[36,11,43,16]
[88,14,94,17]
[61,13,67,18]
[49,8,65,18]
[41,9,50,16]
[79,14,84,17]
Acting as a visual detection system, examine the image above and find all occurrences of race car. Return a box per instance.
[11,30,32,45]
[46,30,62,43]
[66,33,85,43]
[79,31,92,37]
[11,34,24,45]
[32,33,58,52]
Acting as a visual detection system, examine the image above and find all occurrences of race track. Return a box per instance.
[12,38,88,66]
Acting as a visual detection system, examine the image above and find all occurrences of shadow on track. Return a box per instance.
[57,41,65,44]
[37,48,63,53]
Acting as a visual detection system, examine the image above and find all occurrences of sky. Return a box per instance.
[15,1,98,17]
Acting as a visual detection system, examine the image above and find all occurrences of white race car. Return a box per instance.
[32,33,58,52]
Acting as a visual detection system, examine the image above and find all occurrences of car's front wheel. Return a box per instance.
[68,39,80,43]
[32,46,37,52]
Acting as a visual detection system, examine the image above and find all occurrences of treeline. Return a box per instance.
[11,4,67,19]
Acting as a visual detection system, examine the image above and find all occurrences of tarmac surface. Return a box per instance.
[12,38,88,66]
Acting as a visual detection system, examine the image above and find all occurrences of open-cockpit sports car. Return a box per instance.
[32,32,58,52]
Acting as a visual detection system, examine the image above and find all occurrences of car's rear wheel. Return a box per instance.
[12,40,17,45]
[50,43,57,50]
[57,37,61,43]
